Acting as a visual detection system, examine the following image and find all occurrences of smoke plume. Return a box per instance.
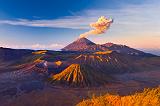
[79,16,113,38]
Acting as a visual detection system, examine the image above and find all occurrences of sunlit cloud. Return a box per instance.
[0,43,63,50]
[0,17,91,29]
[31,43,63,50]
[79,16,113,38]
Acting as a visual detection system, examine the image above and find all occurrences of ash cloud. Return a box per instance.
[79,16,113,38]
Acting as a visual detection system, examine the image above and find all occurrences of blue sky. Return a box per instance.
[0,0,160,55]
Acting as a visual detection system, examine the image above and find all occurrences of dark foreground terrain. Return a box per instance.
[0,67,160,106]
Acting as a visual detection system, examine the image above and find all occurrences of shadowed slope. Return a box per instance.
[102,43,154,56]
[72,52,137,74]
[71,52,160,74]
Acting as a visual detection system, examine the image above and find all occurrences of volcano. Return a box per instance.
[62,38,154,56]
[62,37,108,52]
[51,64,111,87]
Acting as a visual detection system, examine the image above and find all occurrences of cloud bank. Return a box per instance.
[0,43,63,50]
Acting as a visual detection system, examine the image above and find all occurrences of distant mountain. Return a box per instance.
[0,47,33,61]
[102,43,150,56]
[62,37,108,52]
[62,38,155,56]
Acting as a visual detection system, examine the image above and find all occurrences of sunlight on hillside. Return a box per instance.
[32,50,47,54]
[77,87,160,106]
[75,55,83,59]
[94,50,112,55]
[54,61,62,66]
[52,64,83,82]
[34,58,43,63]
[51,63,110,87]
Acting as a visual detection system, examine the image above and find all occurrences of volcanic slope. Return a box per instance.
[62,37,108,52]
[71,52,141,74]
[50,51,160,87]
[102,43,154,56]
[51,63,111,87]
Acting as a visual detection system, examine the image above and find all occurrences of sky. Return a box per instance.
[0,0,160,55]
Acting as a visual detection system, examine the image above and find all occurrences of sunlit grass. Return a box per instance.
[77,87,160,106]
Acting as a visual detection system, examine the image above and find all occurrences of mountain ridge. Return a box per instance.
[62,37,155,56]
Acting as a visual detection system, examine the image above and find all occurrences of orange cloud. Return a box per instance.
[79,16,113,38]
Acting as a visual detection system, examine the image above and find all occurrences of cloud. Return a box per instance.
[0,43,64,50]
[0,17,91,29]
[0,1,159,31]
[31,43,63,49]
[79,16,113,38]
